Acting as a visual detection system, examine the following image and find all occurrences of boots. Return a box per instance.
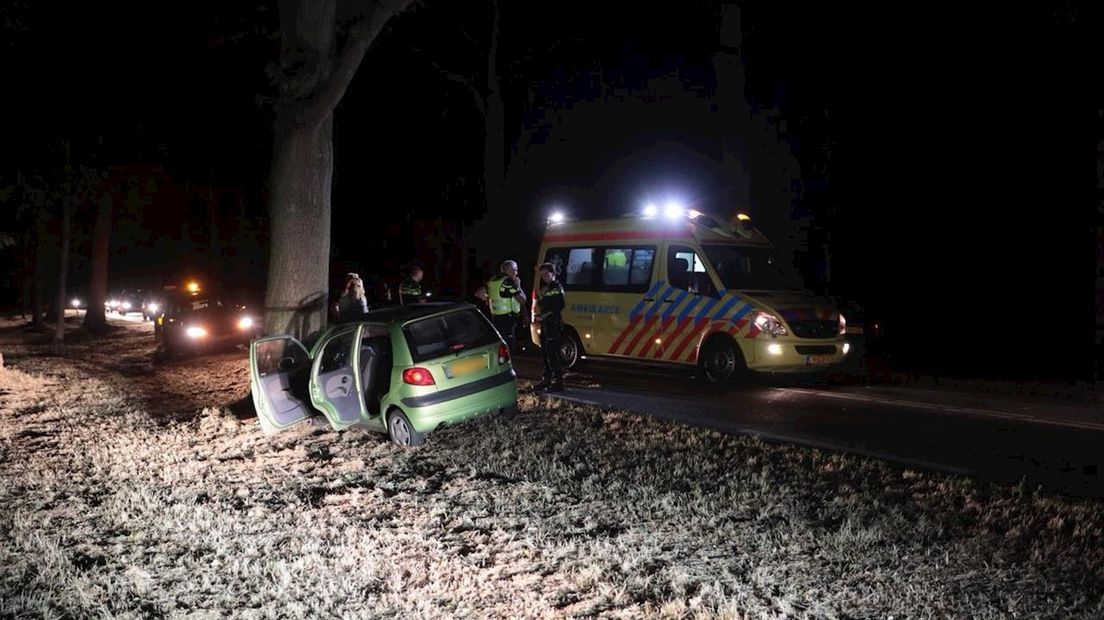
[533,377,564,393]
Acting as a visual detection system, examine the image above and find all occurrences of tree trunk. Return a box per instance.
[31,210,46,331]
[264,118,334,338]
[20,228,32,319]
[83,193,113,333]
[713,3,751,211]
[263,0,412,338]
[263,0,336,339]
[469,0,515,270]
[54,201,72,343]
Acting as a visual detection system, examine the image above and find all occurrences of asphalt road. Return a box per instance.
[511,350,1104,499]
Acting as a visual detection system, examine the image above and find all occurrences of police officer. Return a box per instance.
[487,260,527,353]
[399,264,427,305]
[533,262,566,392]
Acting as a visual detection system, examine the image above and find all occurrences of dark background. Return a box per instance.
[2,0,1100,381]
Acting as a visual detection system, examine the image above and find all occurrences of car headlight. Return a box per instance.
[237,316,253,330]
[71,299,81,308]
[185,326,208,339]
[839,313,847,336]
[122,301,132,310]
[752,311,788,337]
[147,303,159,314]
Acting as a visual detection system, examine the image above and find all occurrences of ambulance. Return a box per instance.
[529,206,849,381]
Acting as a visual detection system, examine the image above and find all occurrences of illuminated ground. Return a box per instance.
[1,316,1101,618]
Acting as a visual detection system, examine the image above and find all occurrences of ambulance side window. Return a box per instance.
[544,247,598,290]
[566,248,596,287]
[546,246,655,293]
[598,246,655,293]
[629,248,654,286]
[668,246,717,297]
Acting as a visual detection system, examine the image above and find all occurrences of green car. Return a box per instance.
[250,302,519,446]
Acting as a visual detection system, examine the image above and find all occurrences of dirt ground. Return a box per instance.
[1,316,1102,619]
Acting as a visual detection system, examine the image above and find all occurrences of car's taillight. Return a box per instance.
[498,343,510,365]
[402,368,436,386]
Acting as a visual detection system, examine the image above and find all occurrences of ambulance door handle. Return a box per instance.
[643,297,674,303]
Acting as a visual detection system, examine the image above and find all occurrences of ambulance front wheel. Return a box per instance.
[558,327,583,370]
[701,336,747,383]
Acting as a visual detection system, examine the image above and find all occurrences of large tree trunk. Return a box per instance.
[713,3,751,211]
[20,228,33,319]
[263,0,336,339]
[31,211,47,331]
[264,119,334,338]
[83,193,113,333]
[54,201,72,343]
[469,0,517,273]
[263,0,412,338]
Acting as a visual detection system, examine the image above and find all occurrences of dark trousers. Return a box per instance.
[492,313,518,352]
[540,317,564,382]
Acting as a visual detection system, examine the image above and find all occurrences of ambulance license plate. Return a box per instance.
[806,354,833,365]
[445,354,488,379]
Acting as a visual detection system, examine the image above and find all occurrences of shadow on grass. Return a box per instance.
[227,394,257,421]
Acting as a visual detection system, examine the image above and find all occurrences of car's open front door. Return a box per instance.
[250,336,314,433]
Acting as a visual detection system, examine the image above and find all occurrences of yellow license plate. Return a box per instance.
[445,355,487,378]
[807,354,834,365]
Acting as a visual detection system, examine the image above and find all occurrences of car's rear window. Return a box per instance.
[403,309,500,363]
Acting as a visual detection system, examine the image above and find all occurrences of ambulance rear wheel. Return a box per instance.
[558,327,583,370]
[702,337,747,383]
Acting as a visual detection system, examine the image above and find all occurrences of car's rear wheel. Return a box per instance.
[387,409,425,447]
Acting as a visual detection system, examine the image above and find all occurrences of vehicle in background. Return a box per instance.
[155,283,261,357]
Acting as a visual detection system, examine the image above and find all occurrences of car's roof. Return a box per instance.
[361,301,475,325]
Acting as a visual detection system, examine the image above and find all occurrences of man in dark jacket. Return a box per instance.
[399,264,427,305]
[533,262,566,392]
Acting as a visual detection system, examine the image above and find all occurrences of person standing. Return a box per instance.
[487,260,527,352]
[337,277,367,323]
[533,262,566,392]
[399,264,427,305]
[471,283,492,319]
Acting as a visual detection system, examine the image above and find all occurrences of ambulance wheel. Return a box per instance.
[559,327,583,370]
[701,336,747,383]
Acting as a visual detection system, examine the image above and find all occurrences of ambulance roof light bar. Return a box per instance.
[641,200,687,219]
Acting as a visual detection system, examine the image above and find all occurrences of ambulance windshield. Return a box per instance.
[702,244,803,291]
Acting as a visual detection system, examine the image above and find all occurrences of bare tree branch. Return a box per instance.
[301,0,416,129]
[486,0,498,96]
[408,46,485,116]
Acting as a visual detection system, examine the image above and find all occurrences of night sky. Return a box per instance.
[3,1,1100,380]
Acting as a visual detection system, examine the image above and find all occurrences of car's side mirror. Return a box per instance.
[277,357,296,372]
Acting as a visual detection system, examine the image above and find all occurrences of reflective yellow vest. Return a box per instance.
[488,275,520,315]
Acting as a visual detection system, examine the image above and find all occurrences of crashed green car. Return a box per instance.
[250,302,518,446]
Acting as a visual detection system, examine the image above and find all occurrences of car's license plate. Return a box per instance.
[806,354,834,365]
[445,354,488,378]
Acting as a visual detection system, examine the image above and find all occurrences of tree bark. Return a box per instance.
[263,0,413,338]
[54,200,72,343]
[467,0,516,273]
[482,0,504,220]
[264,117,334,338]
[83,193,113,333]
[20,228,32,319]
[31,210,46,331]
[713,3,751,211]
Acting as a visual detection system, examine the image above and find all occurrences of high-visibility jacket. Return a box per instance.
[488,275,521,315]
